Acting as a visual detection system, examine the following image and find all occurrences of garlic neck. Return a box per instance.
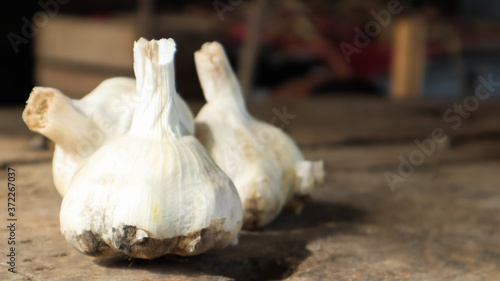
[130,38,187,140]
[195,42,248,115]
[22,87,103,158]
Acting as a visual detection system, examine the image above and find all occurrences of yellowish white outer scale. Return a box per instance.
[59,38,243,259]
[194,42,324,229]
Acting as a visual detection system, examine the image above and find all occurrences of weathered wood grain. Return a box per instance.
[1,97,499,280]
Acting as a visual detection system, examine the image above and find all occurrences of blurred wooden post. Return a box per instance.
[390,15,426,99]
[237,0,268,99]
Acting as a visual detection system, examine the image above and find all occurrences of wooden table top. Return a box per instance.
[1,96,499,280]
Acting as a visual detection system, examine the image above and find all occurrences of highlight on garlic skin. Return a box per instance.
[194,42,324,229]
[22,76,194,197]
[59,38,243,259]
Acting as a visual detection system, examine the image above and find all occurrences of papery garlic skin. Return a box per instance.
[60,38,243,259]
[76,76,195,138]
[194,42,324,228]
[195,105,285,228]
[23,77,194,197]
[23,87,105,196]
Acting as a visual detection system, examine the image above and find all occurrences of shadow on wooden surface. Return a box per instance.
[267,201,367,231]
[93,201,366,281]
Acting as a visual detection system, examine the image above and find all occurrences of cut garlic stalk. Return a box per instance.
[194,42,324,229]
[59,38,243,259]
[23,87,105,196]
[23,77,194,196]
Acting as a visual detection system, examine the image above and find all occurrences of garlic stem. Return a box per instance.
[194,42,247,114]
[22,87,104,157]
[130,38,186,139]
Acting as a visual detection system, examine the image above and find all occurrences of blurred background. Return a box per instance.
[3,2,500,279]
[2,0,500,104]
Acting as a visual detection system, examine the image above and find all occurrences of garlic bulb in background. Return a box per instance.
[23,76,194,196]
[60,38,243,259]
[194,42,324,229]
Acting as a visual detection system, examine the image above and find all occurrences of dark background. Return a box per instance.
[2,0,500,105]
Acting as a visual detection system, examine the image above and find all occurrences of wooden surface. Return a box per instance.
[1,97,500,280]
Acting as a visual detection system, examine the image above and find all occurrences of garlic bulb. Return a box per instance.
[23,77,194,196]
[59,38,243,259]
[194,42,324,229]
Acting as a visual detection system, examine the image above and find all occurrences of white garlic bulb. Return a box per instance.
[59,38,243,259]
[23,76,194,196]
[194,42,324,229]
